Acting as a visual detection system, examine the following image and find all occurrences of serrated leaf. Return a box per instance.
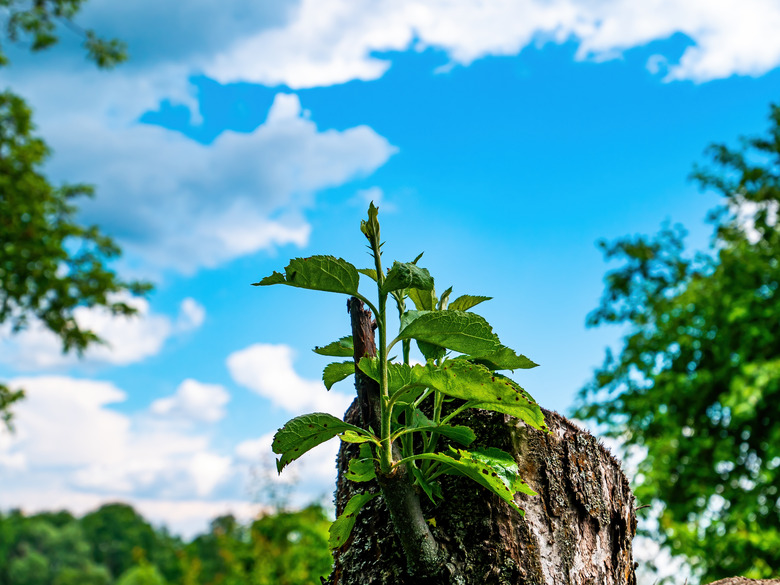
[408,409,475,446]
[416,448,535,515]
[358,268,377,282]
[382,261,434,294]
[329,492,379,549]
[272,413,367,472]
[313,336,354,357]
[323,361,355,390]
[413,360,547,431]
[408,288,435,311]
[449,295,492,312]
[253,256,359,296]
[358,357,415,396]
[468,346,539,371]
[397,311,500,357]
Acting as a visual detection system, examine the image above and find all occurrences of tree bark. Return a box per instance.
[327,404,638,585]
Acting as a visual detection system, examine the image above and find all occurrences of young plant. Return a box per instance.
[256,204,548,577]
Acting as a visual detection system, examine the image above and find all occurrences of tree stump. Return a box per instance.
[327,403,637,585]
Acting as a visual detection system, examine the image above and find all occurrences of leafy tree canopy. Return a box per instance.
[0,0,147,427]
[575,105,780,581]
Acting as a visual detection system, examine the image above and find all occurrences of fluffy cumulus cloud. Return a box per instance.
[150,379,230,423]
[26,80,396,274]
[226,343,353,417]
[0,297,205,371]
[0,376,252,535]
[204,0,780,86]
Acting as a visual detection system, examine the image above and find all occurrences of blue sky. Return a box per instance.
[1,0,779,574]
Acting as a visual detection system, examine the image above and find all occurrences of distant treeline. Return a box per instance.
[0,502,333,585]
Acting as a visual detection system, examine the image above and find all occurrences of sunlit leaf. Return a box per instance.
[323,361,354,390]
[397,311,500,356]
[346,445,376,482]
[448,295,492,312]
[467,346,539,371]
[313,336,354,357]
[253,256,360,296]
[415,448,535,515]
[408,288,435,311]
[358,357,415,395]
[414,360,547,431]
[382,261,434,294]
[272,413,367,472]
[358,268,377,282]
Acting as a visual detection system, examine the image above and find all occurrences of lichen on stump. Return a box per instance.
[327,405,637,585]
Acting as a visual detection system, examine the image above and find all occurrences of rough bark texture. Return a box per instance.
[327,404,637,585]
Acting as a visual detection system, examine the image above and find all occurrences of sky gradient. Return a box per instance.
[1,1,779,579]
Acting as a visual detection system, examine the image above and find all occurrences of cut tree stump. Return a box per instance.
[327,403,638,585]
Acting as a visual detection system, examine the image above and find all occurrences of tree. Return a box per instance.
[80,503,182,583]
[574,105,780,581]
[0,0,148,427]
[257,205,637,584]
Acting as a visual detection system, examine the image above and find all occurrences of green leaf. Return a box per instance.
[346,445,376,482]
[437,286,453,310]
[470,447,537,495]
[408,409,476,446]
[410,465,442,503]
[360,202,380,242]
[272,413,367,472]
[408,288,436,311]
[449,295,492,312]
[329,492,379,549]
[414,360,547,431]
[340,430,375,444]
[358,357,415,396]
[397,311,500,357]
[382,261,434,294]
[313,336,354,357]
[417,340,447,362]
[323,361,354,390]
[468,346,539,371]
[253,256,360,296]
[358,268,377,281]
[418,448,535,515]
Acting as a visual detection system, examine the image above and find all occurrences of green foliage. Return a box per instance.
[272,413,376,472]
[116,563,165,585]
[328,493,379,549]
[322,361,354,390]
[0,0,127,68]
[575,104,780,581]
[0,504,333,585]
[80,503,182,583]
[260,203,546,552]
[0,0,145,427]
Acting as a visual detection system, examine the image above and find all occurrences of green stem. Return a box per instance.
[440,400,481,426]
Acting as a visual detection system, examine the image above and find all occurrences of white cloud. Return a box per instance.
[0,377,234,501]
[150,379,230,423]
[227,343,353,416]
[25,83,396,275]
[177,298,207,332]
[0,297,202,371]
[204,0,780,87]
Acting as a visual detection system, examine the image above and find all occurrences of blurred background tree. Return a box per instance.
[575,104,780,581]
[0,0,150,427]
[0,504,333,585]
